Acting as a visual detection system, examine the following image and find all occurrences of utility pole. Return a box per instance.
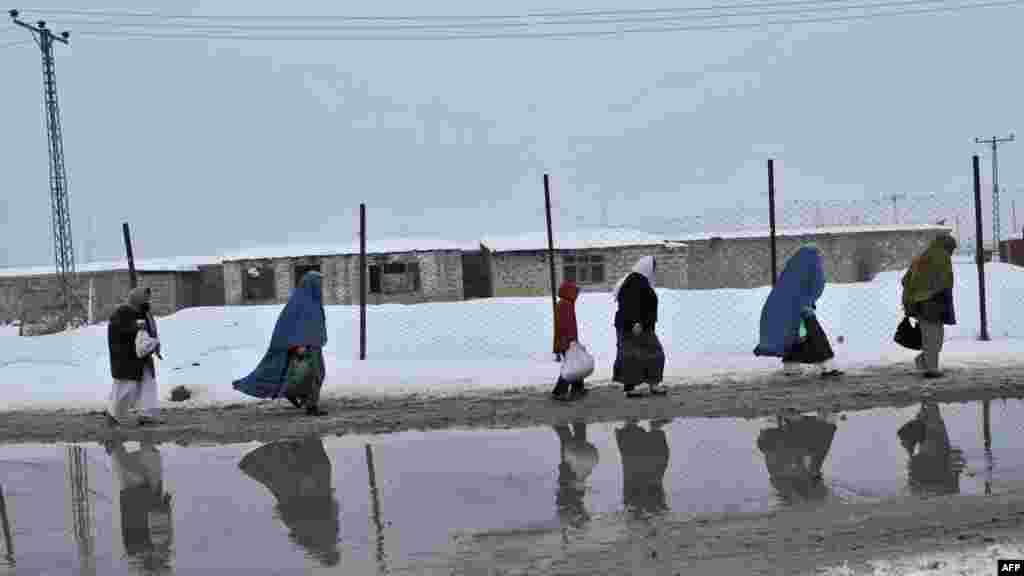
[1011,197,1017,240]
[889,193,906,225]
[9,9,80,326]
[975,133,1015,261]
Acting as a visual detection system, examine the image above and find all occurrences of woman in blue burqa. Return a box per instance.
[754,246,842,378]
[233,271,329,416]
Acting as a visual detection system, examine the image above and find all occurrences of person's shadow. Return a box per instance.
[756,412,838,505]
[238,436,341,567]
[897,402,965,496]
[615,419,671,517]
[104,437,174,575]
[554,422,599,530]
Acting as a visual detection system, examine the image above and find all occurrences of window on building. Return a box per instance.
[243,264,276,302]
[563,253,605,284]
[293,263,321,287]
[368,260,421,294]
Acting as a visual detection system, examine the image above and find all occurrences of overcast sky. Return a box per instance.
[1,0,1021,267]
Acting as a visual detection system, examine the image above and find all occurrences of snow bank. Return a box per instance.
[820,540,1024,576]
[1,262,1023,412]
[222,237,465,261]
[481,227,670,252]
[0,255,221,278]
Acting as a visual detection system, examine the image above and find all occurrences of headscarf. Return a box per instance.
[754,246,825,357]
[902,235,956,305]
[232,271,327,399]
[127,286,158,338]
[612,256,655,301]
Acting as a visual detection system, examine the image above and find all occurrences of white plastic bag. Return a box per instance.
[560,342,595,382]
[135,329,160,360]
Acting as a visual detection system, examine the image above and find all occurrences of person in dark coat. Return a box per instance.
[754,246,842,378]
[105,437,174,574]
[616,419,670,517]
[107,286,163,427]
[756,412,837,505]
[233,271,328,416]
[554,421,598,529]
[612,256,667,398]
[901,235,957,378]
[238,436,341,567]
[552,280,588,401]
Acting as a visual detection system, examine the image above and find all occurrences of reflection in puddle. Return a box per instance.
[757,411,838,505]
[617,419,670,518]
[238,437,341,567]
[108,439,174,575]
[0,398,1020,574]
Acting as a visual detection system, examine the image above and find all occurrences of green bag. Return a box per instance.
[798,318,808,341]
[286,353,316,395]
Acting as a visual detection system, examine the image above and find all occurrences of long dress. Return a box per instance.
[233,271,328,406]
[612,257,665,390]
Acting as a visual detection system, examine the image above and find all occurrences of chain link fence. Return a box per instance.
[353,171,1023,379]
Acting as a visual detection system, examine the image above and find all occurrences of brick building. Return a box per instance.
[0,256,224,328]
[221,238,467,306]
[676,224,953,289]
[477,229,690,297]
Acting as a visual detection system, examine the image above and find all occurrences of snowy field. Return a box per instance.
[1,260,1022,411]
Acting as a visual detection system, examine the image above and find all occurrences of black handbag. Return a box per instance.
[894,316,922,350]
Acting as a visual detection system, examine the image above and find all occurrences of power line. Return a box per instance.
[60,0,1020,42]
[0,38,32,49]
[31,0,1004,33]
[21,0,971,22]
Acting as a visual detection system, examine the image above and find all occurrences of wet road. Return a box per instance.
[0,398,1021,574]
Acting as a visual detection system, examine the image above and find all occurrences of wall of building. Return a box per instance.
[487,244,689,297]
[684,228,950,290]
[196,265,226,307]
[999,239,1024,267]
[224,251,464,306]
[0,269,188,327]
[333,251,464,305]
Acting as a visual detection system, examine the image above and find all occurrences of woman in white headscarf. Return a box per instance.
[612,256,667,397]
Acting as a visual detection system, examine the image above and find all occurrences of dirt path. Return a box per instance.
[0,363,1022,445]
[446,485,1024,575]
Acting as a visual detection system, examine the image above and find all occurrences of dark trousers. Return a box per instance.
[552,376,585,396]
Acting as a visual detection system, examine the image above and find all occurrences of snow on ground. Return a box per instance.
[1,262,1023,412]
[819,539,1024,575]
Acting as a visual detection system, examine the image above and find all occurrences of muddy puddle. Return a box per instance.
[0,398,1021,575]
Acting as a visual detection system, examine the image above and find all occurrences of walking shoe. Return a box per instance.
[552,391,573,402]
[923,371,944,379]
[648,383,668,396]
[625,388,644,398]
[569,385,589,399]
[285,394,304,409]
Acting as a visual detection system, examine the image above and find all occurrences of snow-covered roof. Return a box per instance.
[480,228,674,253]
[0,255,222,278]
[222,237,465,261]
[668,223,953,242]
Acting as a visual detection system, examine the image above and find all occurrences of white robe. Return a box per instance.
[108,330,160,420]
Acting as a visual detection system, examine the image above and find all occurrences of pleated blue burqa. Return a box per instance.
[753,246,825,358]
[233,271,328,399]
